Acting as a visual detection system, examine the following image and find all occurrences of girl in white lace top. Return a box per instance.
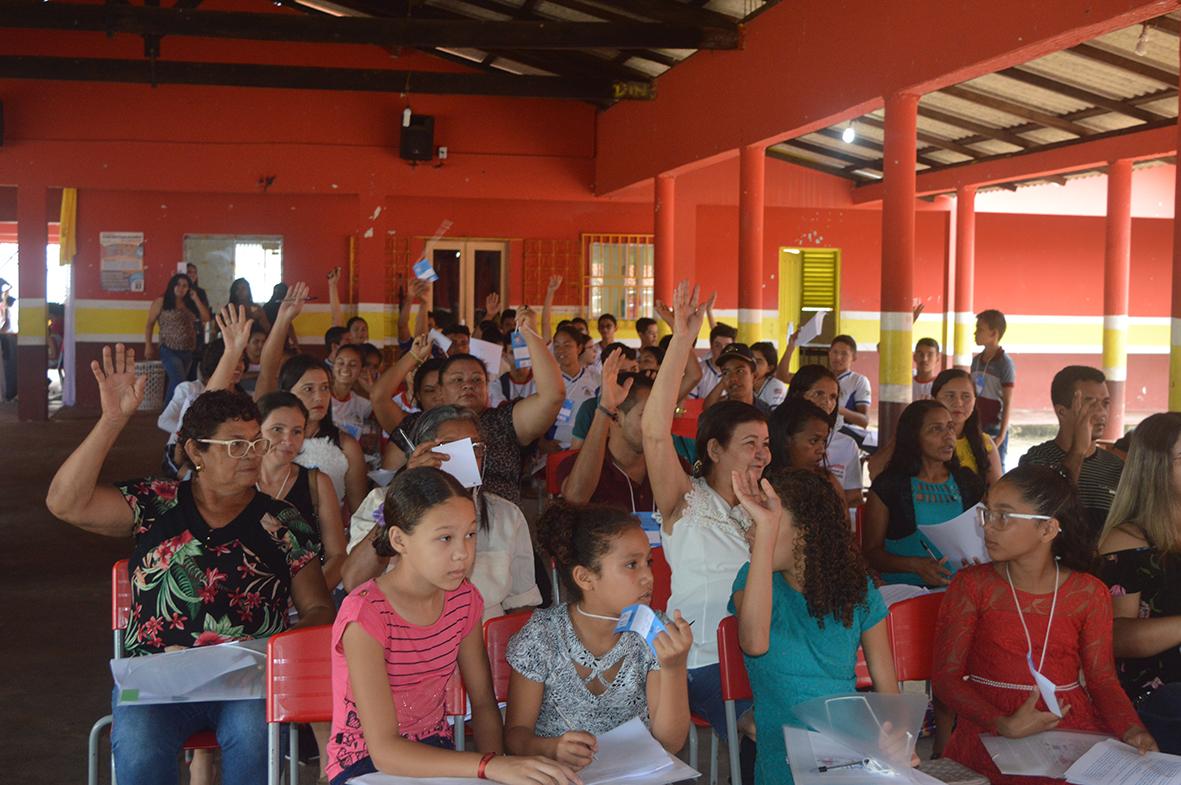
[641,280,770,737]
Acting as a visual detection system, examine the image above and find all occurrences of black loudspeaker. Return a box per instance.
[400,114,434,161]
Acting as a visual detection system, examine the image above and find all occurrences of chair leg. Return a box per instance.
[89,715,112,785]
[688,724,698,771]
[455,717,466,752]
[724,701,742,785]
[709,731,719,785]
[268,722,281,785]
[289,723,300,785]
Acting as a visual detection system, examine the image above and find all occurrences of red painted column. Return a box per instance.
[738,143,766,343]
[953,185,977,370]
[654,174,675,307]
[878,92,920,444]
[1103,159,1132,438]
[1171,53,1181,410]
[16,184,48,421]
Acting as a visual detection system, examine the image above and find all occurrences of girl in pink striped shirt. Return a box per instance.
[327,468,578,785]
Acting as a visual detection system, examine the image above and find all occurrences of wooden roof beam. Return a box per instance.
[857,115,984,158]
[1069,42,1178,85]
[767,147,874,182]
[938,84,1095,136]
[918,106,1036,148]
[782,138,879,167]
[1,3,741,50]
[0,54,646,100]
[998,67,1162,123]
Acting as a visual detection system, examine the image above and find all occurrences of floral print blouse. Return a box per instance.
[117,477,320,657]
[1098,545,1181,703]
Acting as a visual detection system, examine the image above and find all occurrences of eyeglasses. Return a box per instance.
[196,437,272,459]
[975,506,1052,531]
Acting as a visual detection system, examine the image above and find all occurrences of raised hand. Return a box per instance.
[552,730,598,770]
[653,299,674,328]
[670,280,714,338]
[406,439,448,470]
[516,306,539,336]
[996,689,1069,739]
[409,277,431,302]
[215,304,254,357]
[652,609,693,669]
[485,291,501,316]
[327,266,341,282]
[546,275,563,297]
[598,349,634,412]
[409,333,432,363]
[731,470,782,542]
[277,281,309,323]
[92,344,147,421]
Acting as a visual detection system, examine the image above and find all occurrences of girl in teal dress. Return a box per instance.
[730,467,900,785]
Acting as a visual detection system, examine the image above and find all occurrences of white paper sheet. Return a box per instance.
[797,311,828,345]
[877,584,930,607]
[981,730,1111,778]
[433,437,482,488]
[367,468,397,487]
[1028,654,1064,717]
[429,329,452,353]
[111,638,267,706]
[467,337,503,379]
[348,716,698,785]
[917,503,988,565]
[1064,738,1181,785]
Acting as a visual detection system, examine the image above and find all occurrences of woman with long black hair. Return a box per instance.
[144,273,210,404]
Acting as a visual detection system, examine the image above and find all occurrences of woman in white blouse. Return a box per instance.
[341,404,542,620]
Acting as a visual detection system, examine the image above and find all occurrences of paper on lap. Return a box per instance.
[110,638,267,706]
[1063,738,1181,785]
[981,730,1112,778]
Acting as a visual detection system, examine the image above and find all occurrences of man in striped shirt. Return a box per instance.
[1019,365,1123,546]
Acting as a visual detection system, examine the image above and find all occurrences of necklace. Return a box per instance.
[575,604,621,622]
[256,465,293,500]
[1005,559,1060,673]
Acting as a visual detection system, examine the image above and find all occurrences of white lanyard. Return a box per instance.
[611,458,637,513]
[1005,560,1059,673]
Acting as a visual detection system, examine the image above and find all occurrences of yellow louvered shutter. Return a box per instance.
[800,249,839,311]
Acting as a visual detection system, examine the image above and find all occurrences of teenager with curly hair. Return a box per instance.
[731,467,899,785]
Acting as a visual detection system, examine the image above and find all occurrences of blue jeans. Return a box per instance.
[687,663,752,740]
[1138,683,1181,755]
[158,344,192,408]
[111,691,266,785]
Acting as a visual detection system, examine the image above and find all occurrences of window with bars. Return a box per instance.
[583,233,654,320]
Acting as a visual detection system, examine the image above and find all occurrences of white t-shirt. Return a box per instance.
[348,488,542,620]
[692,357,723,400]
[912,377,935,401]
[157,380,205,443]
[552,367,599,449]
[489,372,537,408]
[835,369,872,437]
[825,431,863,492]
[331,393,373,442]
[755,377,788,410]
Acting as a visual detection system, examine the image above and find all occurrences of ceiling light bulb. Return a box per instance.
[1135,24,1150,56]
[841,124,856,144]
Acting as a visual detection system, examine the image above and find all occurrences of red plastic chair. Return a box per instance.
[887,592,945,685]
[89,560,218,785]
[483,610,534,703]
[854,646,872,689]
[718,616,751,785]
[671,398,704,439]
[649,547,672,613]
[545,449,580,496]
[265,625,470,785]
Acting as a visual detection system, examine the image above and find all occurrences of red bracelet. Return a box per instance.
[477,752,497,779]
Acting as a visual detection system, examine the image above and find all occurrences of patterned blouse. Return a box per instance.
[1099,545,1181,703]
[506,604,661,738]
[117,477,320,657]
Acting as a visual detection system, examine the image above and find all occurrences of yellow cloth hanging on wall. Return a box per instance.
[58,187,77,265]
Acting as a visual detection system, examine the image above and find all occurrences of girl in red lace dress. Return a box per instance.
[932,464,1156,784]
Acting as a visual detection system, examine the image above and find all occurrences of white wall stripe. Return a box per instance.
[1103,315,1129,331]
[880,383,911,404]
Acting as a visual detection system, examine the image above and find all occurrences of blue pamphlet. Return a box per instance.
[615,603,667,655]
[413,258,439,282]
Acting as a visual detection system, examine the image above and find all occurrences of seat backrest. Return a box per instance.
[649,547,672,613]
[546,449,580,496]
[887,592,945,683]
[444,669,466,717]
[716,616,752,703]
[112,559,132,632]
[854,646,872,690]
[483,610,533,702]
[266,624,335,724]
[671,398,704,439]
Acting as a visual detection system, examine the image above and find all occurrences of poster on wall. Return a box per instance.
[100,232,145,292]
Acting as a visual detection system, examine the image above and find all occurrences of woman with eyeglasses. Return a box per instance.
[863,399,985,588]
[1098,412,1181,753]
[46,347,334,785]
[933,464,1156,784]
[342,404,542,621]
